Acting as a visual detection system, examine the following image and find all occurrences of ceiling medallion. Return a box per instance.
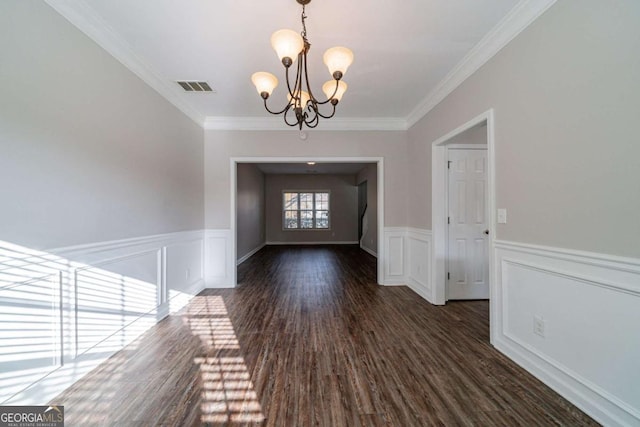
[251,0,354,129]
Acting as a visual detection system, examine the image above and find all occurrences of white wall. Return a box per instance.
[0,1,204,251]
[406,1,640,425]
[265,174,358,244]
[236,164,265,262]
[0,1,207,406]
[356,164,378,255]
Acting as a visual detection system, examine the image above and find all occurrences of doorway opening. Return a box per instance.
[431,109,496,343]
[231,157,385,286]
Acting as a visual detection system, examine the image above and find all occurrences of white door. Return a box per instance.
[447,148,489,300]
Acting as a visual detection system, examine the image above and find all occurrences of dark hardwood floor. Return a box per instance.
[52,245,597,426]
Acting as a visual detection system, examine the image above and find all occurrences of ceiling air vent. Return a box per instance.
[177,81,215,92]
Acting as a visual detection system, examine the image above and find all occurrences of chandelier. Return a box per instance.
[251,0,354,129]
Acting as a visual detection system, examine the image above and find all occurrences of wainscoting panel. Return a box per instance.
[204,229,234,288]
[0,230,206,406]
[406,228,432,302]
[166,239,205,312]
[383,228,405,285]
[74,249,160,357]
[494,240,640,427]
[382,227,433,301]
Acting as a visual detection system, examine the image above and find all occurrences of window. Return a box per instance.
[283,191,330,229]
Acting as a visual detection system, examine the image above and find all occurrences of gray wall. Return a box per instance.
[265,174,358,243]
[356,164,378,254]
[446,123,487,145]
[407,0,640,258]
[0,1,204,250]
[236,164,265,260]
[205,131,408,231]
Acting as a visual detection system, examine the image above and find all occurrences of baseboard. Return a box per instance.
[360,244,377,258]
[406,277,433,303]
[494,240,640,426]
[495,335,637,427]
[266,240,359,245]
[237,242,266,265]
[157,278,206,319]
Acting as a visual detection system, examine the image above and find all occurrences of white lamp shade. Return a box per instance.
[271,29,304,63]
[322,80,347,101]
[288,90,310,108]
[323,46,354,76]
[251,72,278,96]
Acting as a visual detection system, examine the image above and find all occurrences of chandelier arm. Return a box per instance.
[296,53,305,108]
[304,108,320,128]
[284,65,295,99]
[314,79,339,105]
[315,103,337,119]
[263,97,293,116]
[302,47,318,104]
[284,55,301,100]
[283,104,304,128]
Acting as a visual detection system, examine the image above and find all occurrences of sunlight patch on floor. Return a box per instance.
[187,296,265,424]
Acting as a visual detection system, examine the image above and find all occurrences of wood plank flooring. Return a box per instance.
[52,245,598,426]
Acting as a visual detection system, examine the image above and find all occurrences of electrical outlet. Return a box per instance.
[533,315,545,337]
[185,269,191,280]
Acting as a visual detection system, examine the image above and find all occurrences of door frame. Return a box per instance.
[230,156,385,286]
[357,180,368,244]
[431,109,497,343]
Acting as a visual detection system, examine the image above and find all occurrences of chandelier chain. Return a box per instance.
[301,5,310,48]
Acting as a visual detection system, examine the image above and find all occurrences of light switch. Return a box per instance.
[497,208,507,224]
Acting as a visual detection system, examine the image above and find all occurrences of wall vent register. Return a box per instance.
[176,81,215,92]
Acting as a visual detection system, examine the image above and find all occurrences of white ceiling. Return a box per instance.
[46,0,555,130]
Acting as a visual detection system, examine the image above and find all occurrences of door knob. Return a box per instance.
[484,229,490,235]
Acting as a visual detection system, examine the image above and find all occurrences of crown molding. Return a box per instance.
[45,0,555,132]
[405,0,557,129]
[203,116,407,131]
[44,0,205,126]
